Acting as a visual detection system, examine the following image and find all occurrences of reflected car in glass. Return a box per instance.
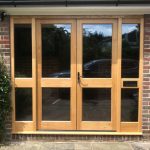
[49,59,138,78]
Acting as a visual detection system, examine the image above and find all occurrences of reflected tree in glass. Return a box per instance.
[42,24,71,78]
[122,24,140,78]
[14,24,32,77]
[83,24,112,78]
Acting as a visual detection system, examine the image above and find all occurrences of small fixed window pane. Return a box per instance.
[14,24,32,78]
[15,88,32,121]
[42,88,70,121]
[42,24,71,78]
[83,24,112,78]
[123,81,137,87]
[83,88,111,121]
[122,24,140,78]
[121,89,138,122]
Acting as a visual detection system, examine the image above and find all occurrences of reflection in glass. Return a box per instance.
[42,24,71,78]
[42,88,70,121]
[121,89,138,122]
[123,81,137,87]
[14,24,32,77]
[83,88,111,121]
[15,88,32,121]
[122,24,140,78]
[83,24,112,78]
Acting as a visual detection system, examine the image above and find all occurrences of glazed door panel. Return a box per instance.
[77,19,118,130]
[37,19,77,130]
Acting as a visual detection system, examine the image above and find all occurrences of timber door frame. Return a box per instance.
[36,19,77,130]
[10,16,143,134]
[77,19,118,130]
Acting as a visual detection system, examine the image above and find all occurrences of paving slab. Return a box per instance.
[131,142,150,150]
[0,142,150,150]
[92,143,133,150]
[55,143,75,150]
[75,143,92,150]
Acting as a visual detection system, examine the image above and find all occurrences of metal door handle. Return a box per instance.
[77,72,88,86]
[77,72,81,84]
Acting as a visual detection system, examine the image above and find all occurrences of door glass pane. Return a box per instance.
[123,81,137,87]
[122,24,140,78]
[83,24,112,78]
[15,88,32,121]
[42,24,71,78]
[42,88,70,121]
[121,89,138,122]
[83,88,111,121]
[14,24,32,77]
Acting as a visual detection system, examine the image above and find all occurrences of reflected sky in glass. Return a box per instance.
[122,24,139,34]
[83,24,139,36]
[83,24,112,36]
[55,24,71,33]
[43,24,71,33]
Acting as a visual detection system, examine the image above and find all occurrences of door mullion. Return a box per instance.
[77,19,83,130]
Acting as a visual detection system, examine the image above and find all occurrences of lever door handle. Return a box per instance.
[77,72,88,86]
[77,72,81,84]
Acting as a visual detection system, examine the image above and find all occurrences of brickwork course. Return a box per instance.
[1,15,150,141]
[143,15,150,138]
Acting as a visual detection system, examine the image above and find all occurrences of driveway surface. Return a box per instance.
[0,142,150,150]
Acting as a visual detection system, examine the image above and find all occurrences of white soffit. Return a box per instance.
[1,6,150,15]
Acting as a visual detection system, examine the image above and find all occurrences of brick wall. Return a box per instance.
[0,16,12,141]
[143,15,150,138]
[0,17,10,72]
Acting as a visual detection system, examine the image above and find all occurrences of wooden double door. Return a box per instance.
[37,19,118,131]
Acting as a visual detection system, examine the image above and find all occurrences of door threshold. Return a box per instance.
[12,131,142,135]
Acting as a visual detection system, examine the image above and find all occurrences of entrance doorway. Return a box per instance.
[37,19,118,130]
[11,16,143,133]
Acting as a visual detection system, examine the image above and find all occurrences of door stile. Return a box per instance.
[77,19,83,130]
[32,17,37,131]
[111,19,119,131]
[70,20,77,130]
[138,18,144,132]
[116,18,122,132]
[36,20,42,130]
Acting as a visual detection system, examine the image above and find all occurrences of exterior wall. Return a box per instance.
[0,16,12,141]
[143,14,150,138]
[1,14,150,141]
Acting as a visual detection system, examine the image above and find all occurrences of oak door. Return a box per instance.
[76,19,118,130]
[37,19,77,130]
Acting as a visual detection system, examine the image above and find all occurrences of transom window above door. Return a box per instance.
[11,17,143,134]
